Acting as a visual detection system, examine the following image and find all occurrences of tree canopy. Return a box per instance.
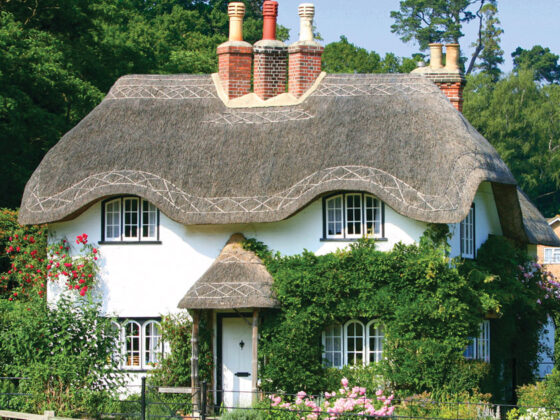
[512,45,560,84]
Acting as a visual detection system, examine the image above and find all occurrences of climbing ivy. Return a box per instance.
[245,226,559,402]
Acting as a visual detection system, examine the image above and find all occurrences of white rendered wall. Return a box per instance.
[448,182,502,259]
[48,183,502,318]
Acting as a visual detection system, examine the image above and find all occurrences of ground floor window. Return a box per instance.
[322,320,383,368]
[464,320,490,363]
[112,318,164,370]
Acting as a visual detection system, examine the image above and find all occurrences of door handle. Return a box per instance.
[235,372,250,377]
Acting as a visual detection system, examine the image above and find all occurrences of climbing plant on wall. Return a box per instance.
[244,227,560,402]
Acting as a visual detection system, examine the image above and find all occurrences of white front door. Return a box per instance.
[222,317,253,408]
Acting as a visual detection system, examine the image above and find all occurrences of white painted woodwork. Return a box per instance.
[221,317,253,408]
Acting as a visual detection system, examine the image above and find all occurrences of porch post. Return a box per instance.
[191,310,200,414]
[251,309,259,404]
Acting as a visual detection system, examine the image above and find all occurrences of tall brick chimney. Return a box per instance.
[253,1,288,100]
[412,43,466,112]
[217,2,253,100]
[288,3,324,98]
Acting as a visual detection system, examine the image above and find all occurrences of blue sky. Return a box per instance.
[276,0,560,72]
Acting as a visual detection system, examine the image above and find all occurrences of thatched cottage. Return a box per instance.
[19,0,559,407]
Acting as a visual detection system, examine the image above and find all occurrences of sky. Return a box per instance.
[276,0,560,72]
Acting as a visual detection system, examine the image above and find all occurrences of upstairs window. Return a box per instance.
[544,248,560,264]
[464,320,490,363]
[460,204,475,258]
[102,197,160,243]
[324,193,384,239]
[322,320,383,368]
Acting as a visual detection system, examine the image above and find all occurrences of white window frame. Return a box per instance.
[123,321,142,369]
[144,321,162,368]
[103,197,159,243]
[460,204,475,259]
[324,193,384,240]
[322,319,384,368]
[366,320,384,364]
[120,319,164,370]
[104,199,122,241]
[322,324,343,369]
[465,320,490,363]
[344,320,365,366]
[544,248,560,264]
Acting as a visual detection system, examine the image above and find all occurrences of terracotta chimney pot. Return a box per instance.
[445,43,460,72]
[262,1,279,40]
[429,43,443,69]
[228,2,245,42]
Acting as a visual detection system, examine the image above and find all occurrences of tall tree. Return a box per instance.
[390,0,499,74]
[512,45,560,84]
[469,2,503,79]
[463,71,560,216]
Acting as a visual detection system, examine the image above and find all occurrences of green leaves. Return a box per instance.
[463,71,560,216]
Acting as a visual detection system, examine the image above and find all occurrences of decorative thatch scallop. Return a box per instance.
[178,234,278,310]
[18,73,559,246]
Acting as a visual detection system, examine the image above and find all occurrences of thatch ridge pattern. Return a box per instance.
[19,72,558,246]
[23,157,504,223]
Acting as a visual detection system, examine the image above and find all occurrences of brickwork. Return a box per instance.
[436,81,464,112]
[217,43,253,99]
[253,44,287,100]
[288,44,324,98]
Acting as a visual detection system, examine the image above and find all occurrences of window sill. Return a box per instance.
[99,241,162,245]
[320,238,388,242]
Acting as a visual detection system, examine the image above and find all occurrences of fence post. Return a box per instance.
[200,381,207,420]
[141,376,147,420]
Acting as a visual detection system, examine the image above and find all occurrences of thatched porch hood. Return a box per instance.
[18,73,560,246]
[178,233,278,309]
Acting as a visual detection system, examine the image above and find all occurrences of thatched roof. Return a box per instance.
[19,73,559,246]
[178,234,278,309]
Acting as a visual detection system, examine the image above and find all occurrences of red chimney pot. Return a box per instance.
[262,1,278,40]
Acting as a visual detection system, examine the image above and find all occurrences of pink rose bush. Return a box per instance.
[268,378,395,419]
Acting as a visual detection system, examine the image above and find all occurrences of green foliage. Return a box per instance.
[149,311,213,387]
[252,236,485,396]
[247,232,557,402]
[460,236,559,402]
[0,1,288,208]
[463,71,560,216]
[0,209,47,298]
[397,390,496,419]
[512,45,560,84]
[0,295,126,416]
[322,36,417,74]
[473,3,504,81]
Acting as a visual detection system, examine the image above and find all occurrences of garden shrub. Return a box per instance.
[0,294,126,416]
[148,311,213,388]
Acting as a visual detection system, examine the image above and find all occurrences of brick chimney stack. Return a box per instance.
[288,3,324,98]
[217,2,253,100]
[253,1,288,100]
[412,43,466,112]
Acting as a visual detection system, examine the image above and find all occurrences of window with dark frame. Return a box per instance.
[102,197,160,243]
[323,193,384,240]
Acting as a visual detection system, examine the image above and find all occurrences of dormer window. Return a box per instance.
[102,197,160,243]
[323,193,384,240]
[460,204,475,258]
